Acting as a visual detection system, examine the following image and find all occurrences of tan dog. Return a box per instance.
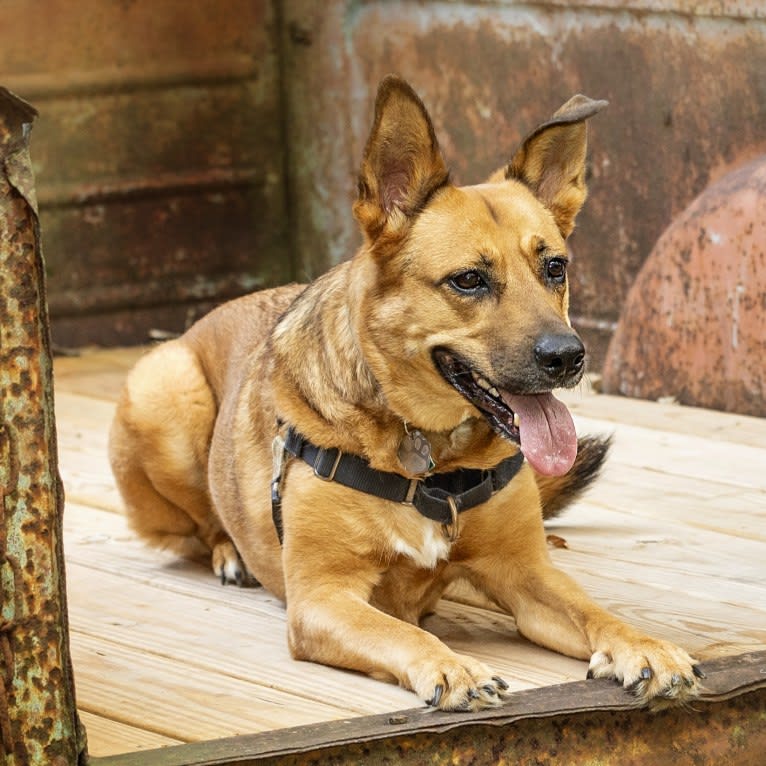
[109,76,703,711]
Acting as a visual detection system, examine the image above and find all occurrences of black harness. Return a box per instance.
[270,426,525,544]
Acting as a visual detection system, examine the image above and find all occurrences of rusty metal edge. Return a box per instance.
[444,0,766,21]
[90,650,766,766]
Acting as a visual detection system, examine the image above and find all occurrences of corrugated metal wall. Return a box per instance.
[1,0,290,346]
[2,1,765,362]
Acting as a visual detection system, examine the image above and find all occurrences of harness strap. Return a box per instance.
[271,426,524,543]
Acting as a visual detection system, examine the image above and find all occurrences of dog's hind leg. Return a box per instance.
[109,341,251,584]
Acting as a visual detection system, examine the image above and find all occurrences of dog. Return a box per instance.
[109,75,703,711]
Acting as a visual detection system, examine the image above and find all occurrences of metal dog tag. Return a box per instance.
[397,428,434,476]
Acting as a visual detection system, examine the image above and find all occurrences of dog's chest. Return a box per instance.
[389,519,451,569]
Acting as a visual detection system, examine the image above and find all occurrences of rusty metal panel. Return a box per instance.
[280,0,766,368]
[0,0,289,347]
[0,88,85,765]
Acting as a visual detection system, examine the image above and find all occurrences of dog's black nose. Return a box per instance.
[534,333,585,382]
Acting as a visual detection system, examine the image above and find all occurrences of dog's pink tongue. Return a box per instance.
[501,392,577,476]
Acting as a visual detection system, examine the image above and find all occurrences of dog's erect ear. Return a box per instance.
[354,76,450,241]
[497,95,608,238]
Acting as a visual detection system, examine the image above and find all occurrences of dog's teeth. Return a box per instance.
[513,412,520,428]
[470,369,501,397]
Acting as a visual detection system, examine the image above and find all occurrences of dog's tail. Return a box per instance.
[535,434,612,520]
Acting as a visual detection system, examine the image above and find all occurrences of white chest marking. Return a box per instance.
[391,521,451,569]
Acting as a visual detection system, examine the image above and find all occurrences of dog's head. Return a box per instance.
[352,76,607,476]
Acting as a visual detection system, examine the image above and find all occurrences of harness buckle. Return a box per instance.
[313,447,342,481]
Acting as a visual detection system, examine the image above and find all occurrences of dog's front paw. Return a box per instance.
[411,653,512,712]
[212,540,258,587]
[587,636,705,708]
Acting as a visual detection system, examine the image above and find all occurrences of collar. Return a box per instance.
[271,426,525,544]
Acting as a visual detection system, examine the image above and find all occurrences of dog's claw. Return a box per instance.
[220,570,227,586]
[482,684,497,696]
[586,669,594,680]
[640,667,653,680]
[693,664,706,679]
[428,684,444,708]
[468,688,480,700]
[492,675,509,691]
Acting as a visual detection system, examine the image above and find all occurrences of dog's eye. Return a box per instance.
[545,258,568,284]
[449,270,487,294]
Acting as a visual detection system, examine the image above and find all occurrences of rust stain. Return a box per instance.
[602,155,766,416]
[0,88,85,764]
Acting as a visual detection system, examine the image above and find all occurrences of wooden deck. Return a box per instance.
[54,348,766,759]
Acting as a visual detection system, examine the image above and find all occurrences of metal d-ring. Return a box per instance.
[443,495,460,543]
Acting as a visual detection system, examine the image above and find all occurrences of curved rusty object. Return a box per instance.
[602,155,766,415]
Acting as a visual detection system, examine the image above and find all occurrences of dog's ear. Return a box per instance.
[354,76,450,241]
[494,95,608,238]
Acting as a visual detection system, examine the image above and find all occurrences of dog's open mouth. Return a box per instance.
[433,349,578,477]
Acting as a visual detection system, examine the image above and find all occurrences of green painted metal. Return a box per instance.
[0,87,86,765]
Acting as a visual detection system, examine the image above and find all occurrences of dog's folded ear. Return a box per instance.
[354,76,450,241]
[494,95,608,238]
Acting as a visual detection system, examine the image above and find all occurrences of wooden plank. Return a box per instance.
[56,390,117,430]
[63,502,297,618]
[66,562,419,717]
[55,347,145,401]
[70,633,358,746]
[550,489,766,583]
[572,413,766,489]
[560,383,766,449]
[56,391,120,511]
[444,546,766,661]
[78,711,183,757]
[593,465,765,532]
